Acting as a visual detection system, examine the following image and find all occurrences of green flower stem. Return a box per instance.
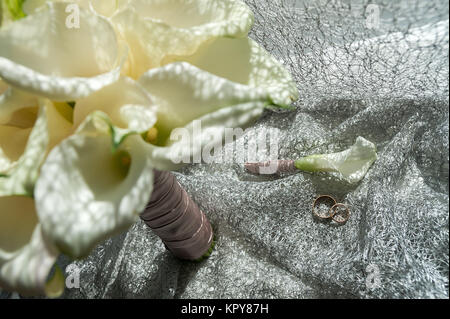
[294,155,335,172]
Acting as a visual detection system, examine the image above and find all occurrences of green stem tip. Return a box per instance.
[193,236,216,263]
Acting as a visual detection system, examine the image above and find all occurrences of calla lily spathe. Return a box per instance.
[0,1,125,100]
[0,91,72,196]
[0,0,299,296]
[35,111,155,259]
[295,137,378,184]
[111,0,255,79]
[0,197,62,297]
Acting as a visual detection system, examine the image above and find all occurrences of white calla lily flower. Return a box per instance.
[139,62,271,132]
[136,62,272,170]
[295,136,378,184]
[0,103,47,196]
[35,112,155,258]
[0,197,62,297]
[73,76,157,135]
[111,0,254,78]
[0,92,72,196]
[173,37,299,106]
[0,2,125,100]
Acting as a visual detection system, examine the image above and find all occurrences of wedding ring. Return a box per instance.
[330,203,350,224]
[312,195,337,219]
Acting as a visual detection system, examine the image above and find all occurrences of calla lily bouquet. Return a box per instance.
[0,0,299,296]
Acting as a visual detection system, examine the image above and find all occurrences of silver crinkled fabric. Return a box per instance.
[2,0,448,299]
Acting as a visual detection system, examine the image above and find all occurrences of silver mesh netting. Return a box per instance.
[2,0,448,299]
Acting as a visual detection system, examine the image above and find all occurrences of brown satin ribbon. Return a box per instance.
[245,160,297,174]
[140,170,213,260]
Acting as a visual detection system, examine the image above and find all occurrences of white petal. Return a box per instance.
[138,62,270,135]
[137,62,271,170]
[41,99,73,150]
[0,196,60,297]
[170,37,299,106]
[111,0,253,78]
[0,99,72,196]
[0,104,48,195]
[295,136,378,183]
[73,76,157,132]
[0,87,38,173]
[35,112,154,258]
[0,87,36,124]
[0,2,124,100]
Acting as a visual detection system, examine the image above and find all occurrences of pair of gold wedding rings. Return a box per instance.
[312,195,350,224]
